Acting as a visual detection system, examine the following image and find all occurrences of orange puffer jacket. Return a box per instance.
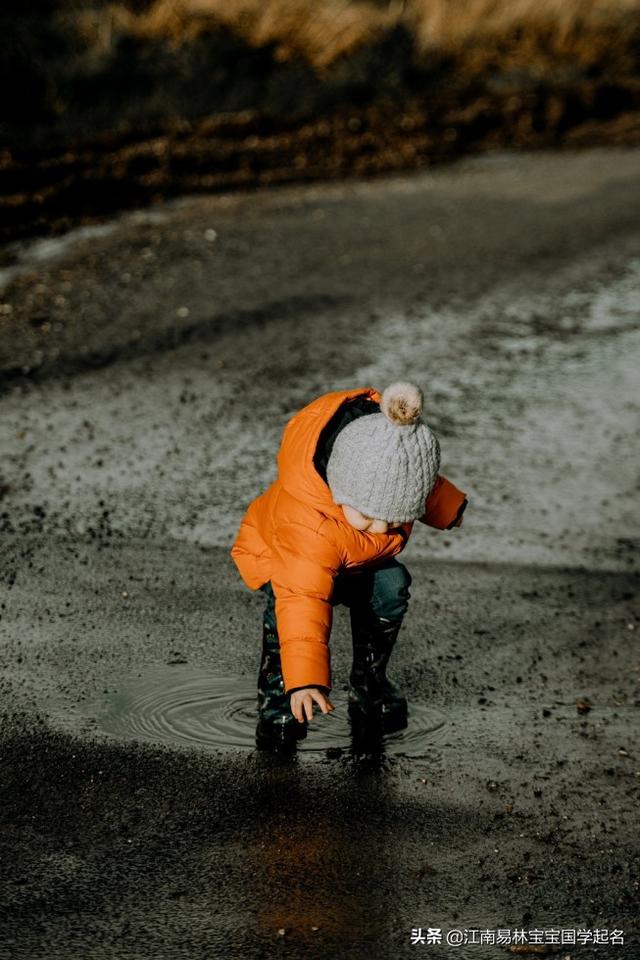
[230,387,467,694]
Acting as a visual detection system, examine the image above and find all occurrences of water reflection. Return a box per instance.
[246,746,401,950]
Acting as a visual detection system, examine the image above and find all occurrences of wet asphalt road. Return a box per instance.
[0,149,639,959]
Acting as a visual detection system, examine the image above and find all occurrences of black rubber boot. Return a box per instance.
[348,610,409,734]
[256,623,307,753]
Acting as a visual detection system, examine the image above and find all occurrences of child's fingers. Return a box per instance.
[290,696,305,723]
[312,691,334,714]
[290,690,335,723]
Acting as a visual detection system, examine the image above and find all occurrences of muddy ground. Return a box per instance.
[0,149,639,958]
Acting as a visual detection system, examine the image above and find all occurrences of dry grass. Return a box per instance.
[409,0,640,48]
[108,0,396,69]
[105,0,640,68]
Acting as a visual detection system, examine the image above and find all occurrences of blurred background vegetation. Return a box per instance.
[2,0,640,239]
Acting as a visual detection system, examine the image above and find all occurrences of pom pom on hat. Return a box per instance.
[380,382,423,426]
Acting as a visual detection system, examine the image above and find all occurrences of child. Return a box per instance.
[231,382,468,751]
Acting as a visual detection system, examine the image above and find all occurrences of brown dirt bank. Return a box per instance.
[2,0,640,243]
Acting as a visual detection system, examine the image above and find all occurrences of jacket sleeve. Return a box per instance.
[418,474,468,530]
[270,521,341,695]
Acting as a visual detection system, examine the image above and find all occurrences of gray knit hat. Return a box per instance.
[326,382,440,523]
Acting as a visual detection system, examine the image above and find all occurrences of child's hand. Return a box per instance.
[290,687,335,723]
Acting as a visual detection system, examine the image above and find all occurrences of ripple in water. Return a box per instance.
[92,665,447,759]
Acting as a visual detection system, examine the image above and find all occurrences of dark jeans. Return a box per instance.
[260,559,412,631]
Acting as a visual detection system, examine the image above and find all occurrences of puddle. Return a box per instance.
[84,664,447,759]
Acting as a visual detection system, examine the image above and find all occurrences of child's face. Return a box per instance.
[340,503,402,535]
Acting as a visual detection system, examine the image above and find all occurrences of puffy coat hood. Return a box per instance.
[276,386,381,518]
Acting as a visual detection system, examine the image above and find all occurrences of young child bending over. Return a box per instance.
[231,382,468,751]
